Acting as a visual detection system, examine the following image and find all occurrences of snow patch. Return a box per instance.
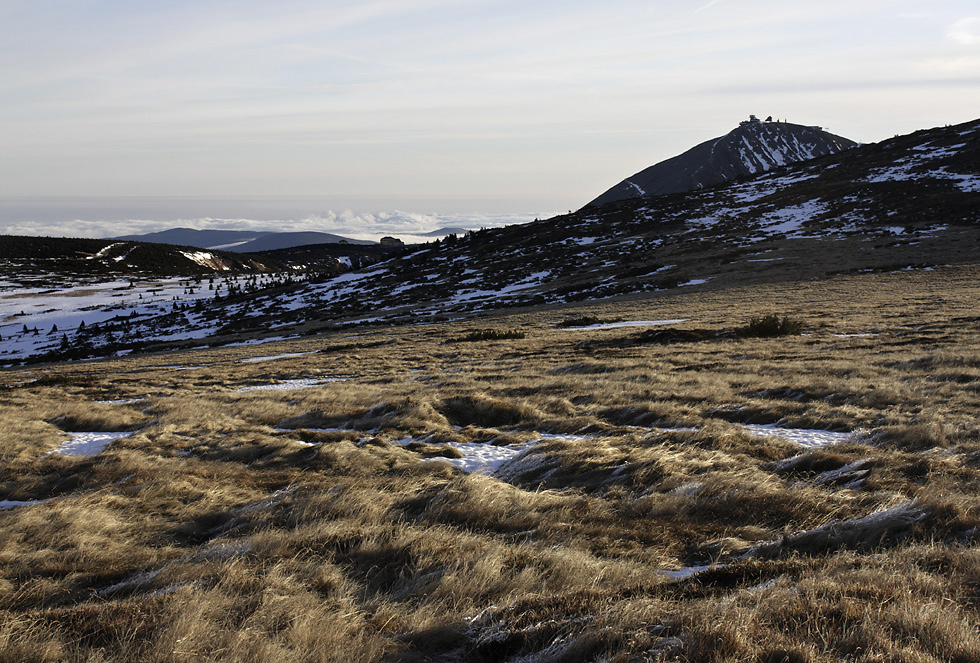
[0,498,53,510]
[659,564,724,581]
[50,431,133,457]
[179,251,229,270]
[563,319,690,330]
[449,271,551,303]
[741,424,863,448]
[225,336,299,347]
[435,442,527,474]
[239,352,312,363]
[237,377,347,392]
[758,200,828,236]
[326,268,388,285]
[90,243,123,259]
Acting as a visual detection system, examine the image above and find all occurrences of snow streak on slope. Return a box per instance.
[179,251,231,271]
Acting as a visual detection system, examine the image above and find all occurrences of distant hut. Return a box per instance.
[380,236,404,247]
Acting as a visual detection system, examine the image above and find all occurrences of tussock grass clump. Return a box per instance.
[739,500,930,559]
[550,361,615,375]
[353,398,451,432]
[277,408,347,430]
[44,407,150,433]
[438,394,543,429]
[403,441,463,459]
[598,402,701,428]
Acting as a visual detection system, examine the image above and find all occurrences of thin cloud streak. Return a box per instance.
[709,75,980,95]
[694,0,725,13]
[949,17,980,44]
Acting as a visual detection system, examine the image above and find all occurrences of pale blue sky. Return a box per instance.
[1,0,978,229]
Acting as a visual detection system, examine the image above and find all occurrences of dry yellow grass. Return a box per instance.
[1,265,980,661]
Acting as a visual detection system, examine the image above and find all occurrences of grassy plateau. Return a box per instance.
[2,266,980,662]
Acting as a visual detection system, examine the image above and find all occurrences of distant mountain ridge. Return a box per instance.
[112,228,374,252]
[587,116,857,207]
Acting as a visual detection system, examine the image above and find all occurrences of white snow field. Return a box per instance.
[0,273,292,364]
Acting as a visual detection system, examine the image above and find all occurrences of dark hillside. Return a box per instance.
[254,242,407,272]
[0,235,285,277]
[588,116,857,207]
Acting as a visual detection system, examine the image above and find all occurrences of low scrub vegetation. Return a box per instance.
[2,266,980,661]
[739,313,805,337]
[449,328,526,342]
[555,315,624,327]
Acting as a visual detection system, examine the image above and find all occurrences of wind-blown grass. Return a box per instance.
[2,266,980,661]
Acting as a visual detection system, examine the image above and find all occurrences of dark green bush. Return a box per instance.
[450,329,526,342]
[556,315,624,328]
[739,314,803,338]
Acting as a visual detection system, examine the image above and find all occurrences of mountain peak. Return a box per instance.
[586,118,857,207]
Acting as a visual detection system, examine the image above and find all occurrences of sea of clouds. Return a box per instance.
[0,200,547,244]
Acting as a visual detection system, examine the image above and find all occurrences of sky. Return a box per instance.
[1,0,978,238]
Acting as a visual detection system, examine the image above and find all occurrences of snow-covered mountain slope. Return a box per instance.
[0,272,308,363]
[588,116,857,207]
[2,117,978,365]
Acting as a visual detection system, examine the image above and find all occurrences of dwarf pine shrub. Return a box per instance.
[451,329,526,342]
[739,314,803,338]
[556,315,624,328]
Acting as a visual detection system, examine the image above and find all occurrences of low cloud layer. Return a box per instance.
[0,209,539,243]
